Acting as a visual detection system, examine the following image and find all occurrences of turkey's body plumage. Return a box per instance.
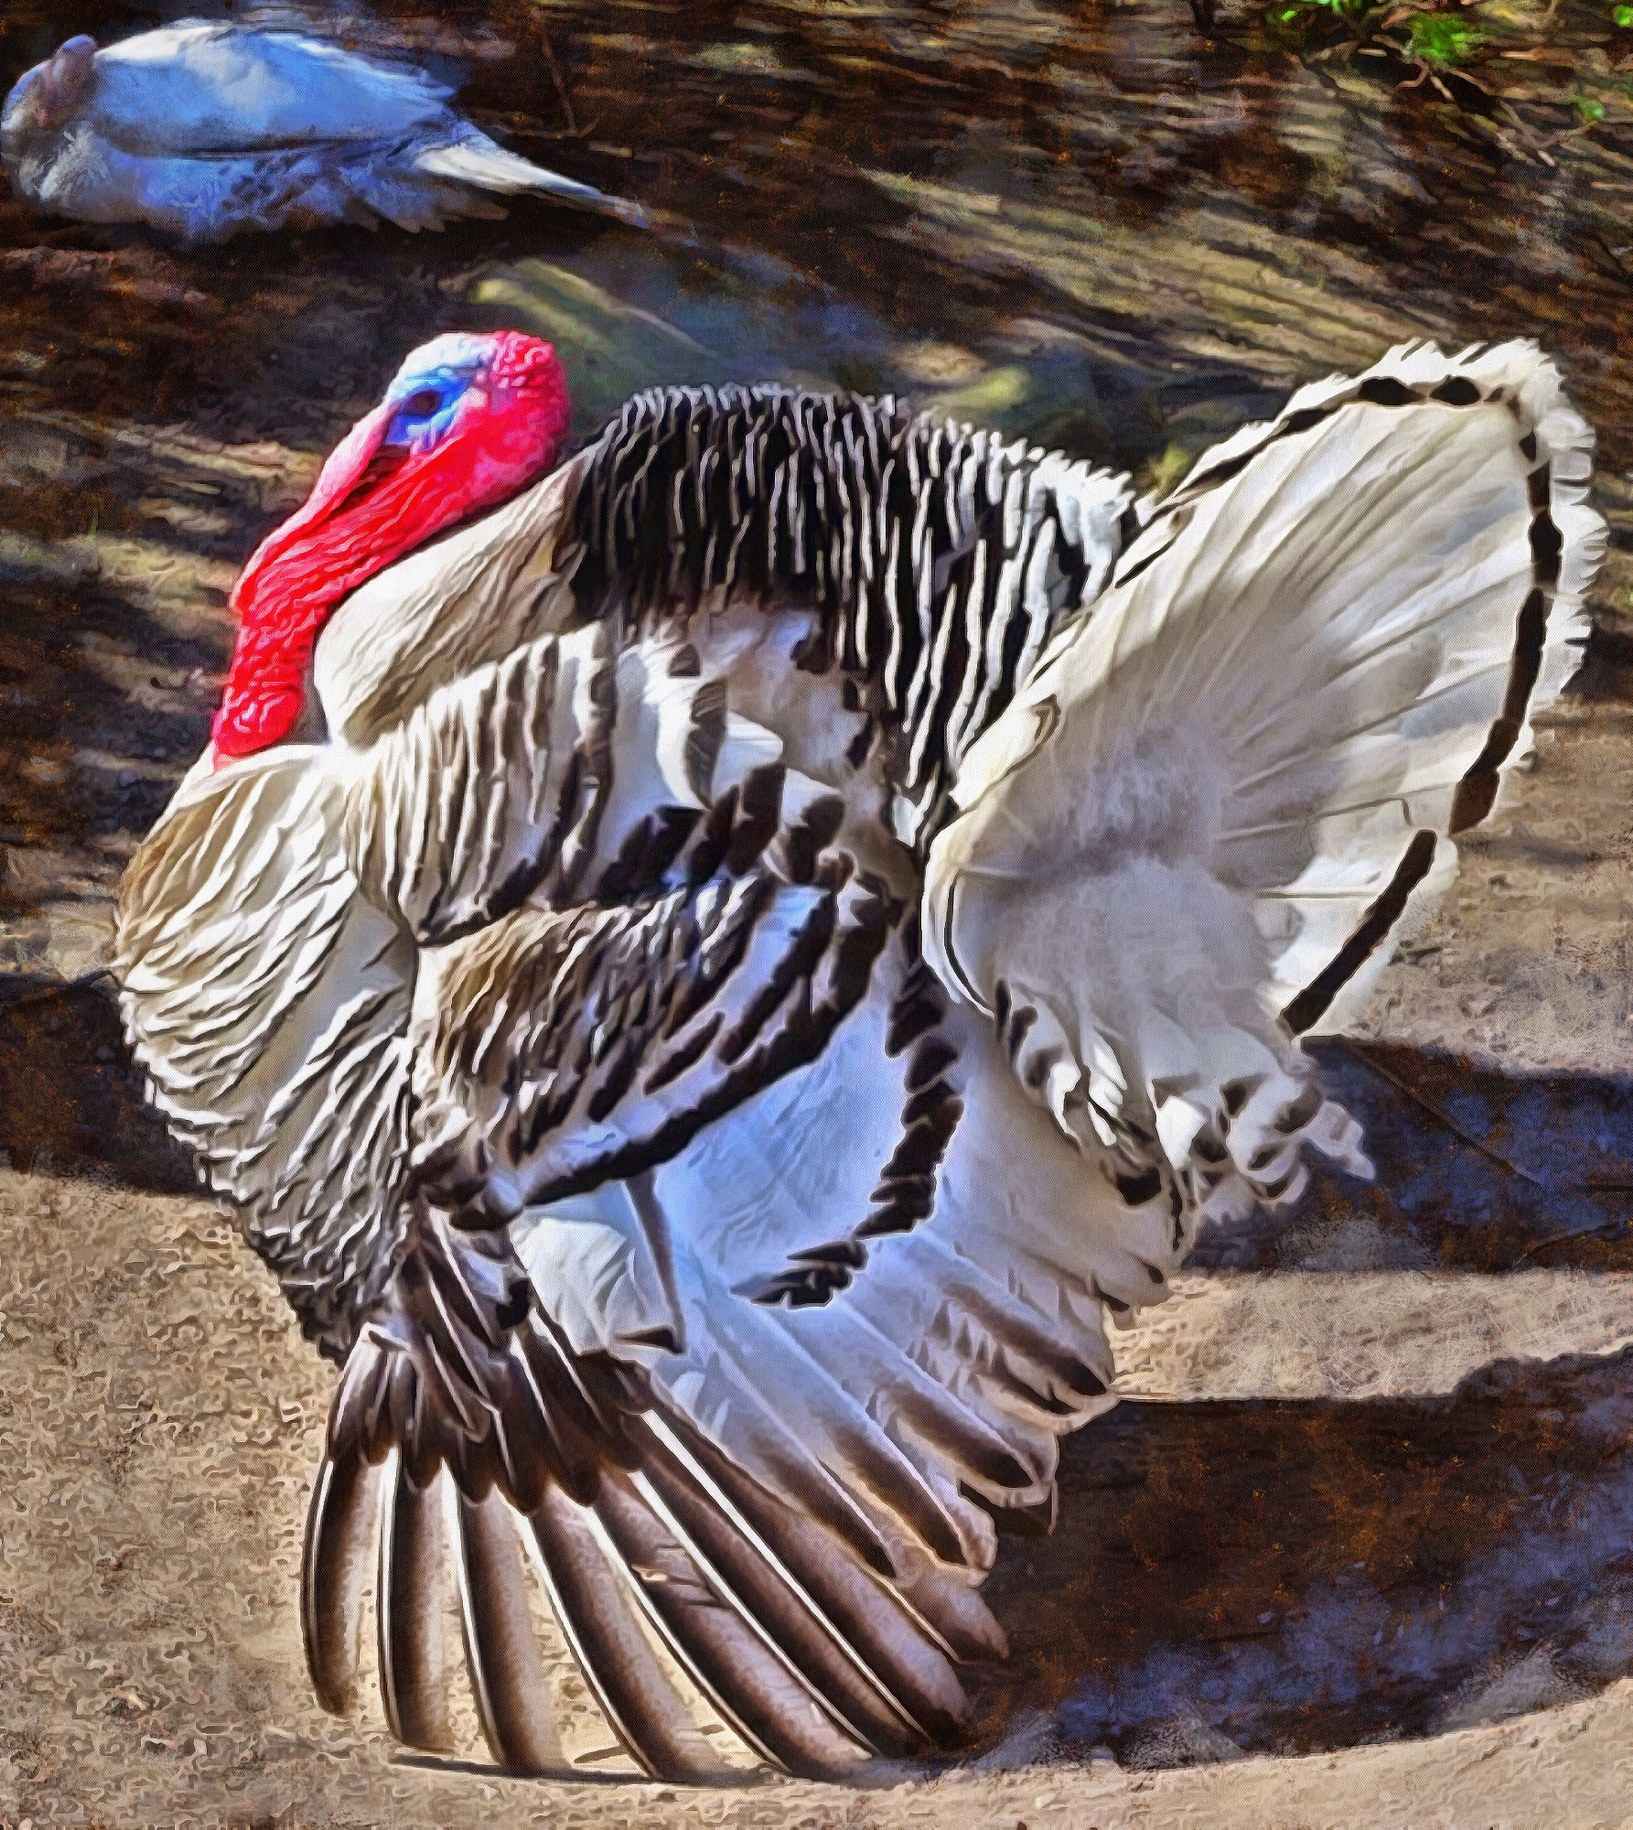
[115,347,1604,1778]
[1,23,645,242]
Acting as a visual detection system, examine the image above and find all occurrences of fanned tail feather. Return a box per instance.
[926,339,1605,1251]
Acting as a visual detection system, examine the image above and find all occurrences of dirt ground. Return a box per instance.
[4,1169,1632,1828]
[3,1,1633,1825]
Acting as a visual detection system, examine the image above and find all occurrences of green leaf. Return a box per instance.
[1406,12,1487,64]
[1264,0,1374,23]
[1615,4,1633,24]
[1573,94,1608,123]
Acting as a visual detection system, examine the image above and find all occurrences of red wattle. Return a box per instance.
[210,337,570,770]
[212,683,303,759]
[233,398,401,604]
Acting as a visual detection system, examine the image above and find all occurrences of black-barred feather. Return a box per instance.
[562,385,1130,844]
[414,761,900,1220]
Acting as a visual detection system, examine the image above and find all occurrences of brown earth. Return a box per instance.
[2,1,1632,1825]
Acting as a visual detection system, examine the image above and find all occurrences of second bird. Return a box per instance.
[1,22,648,243]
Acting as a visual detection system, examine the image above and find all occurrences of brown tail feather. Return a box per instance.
[667,1422,1005,1673]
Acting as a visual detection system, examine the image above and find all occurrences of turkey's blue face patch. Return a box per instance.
[383,367,481,452]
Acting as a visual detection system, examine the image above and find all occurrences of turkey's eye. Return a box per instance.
[383,381,464,449]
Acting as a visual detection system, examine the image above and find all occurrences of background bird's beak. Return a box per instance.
[37,36,96,129]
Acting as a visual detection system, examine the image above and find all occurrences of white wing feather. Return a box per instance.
[91,23,453,154]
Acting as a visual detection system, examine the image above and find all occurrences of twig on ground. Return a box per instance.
[537,29,595,141]
[1335,1040,1549,1189]
[1514,1220,1633,1263]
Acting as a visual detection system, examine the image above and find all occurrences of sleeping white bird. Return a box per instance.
[114,330,1604,1778]
[1,22,647,241]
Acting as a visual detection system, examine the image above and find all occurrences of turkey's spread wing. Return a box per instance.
[342,609,908,1217]
[604,925,1181,1571]
[114,750,417,1348]
[312,911,1183,1776]
[304,1209,993,1780]
[317,614,1184,1773]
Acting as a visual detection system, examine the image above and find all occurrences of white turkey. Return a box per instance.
[114,329,1603,1779]
[1,23,647,242]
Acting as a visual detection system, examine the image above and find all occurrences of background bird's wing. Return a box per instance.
[410,138,646,225]
[89,24,455,157]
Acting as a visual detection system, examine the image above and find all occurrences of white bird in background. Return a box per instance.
[1,22,647,242]
[115,330,1603,1779]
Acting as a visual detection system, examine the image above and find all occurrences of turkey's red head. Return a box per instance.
[212,330,571,763]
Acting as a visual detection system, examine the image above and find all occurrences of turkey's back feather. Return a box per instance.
[560,384,1133,846]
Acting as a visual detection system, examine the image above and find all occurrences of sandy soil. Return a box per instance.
[4,1166,1632,1827]
[3,1,1633,1825]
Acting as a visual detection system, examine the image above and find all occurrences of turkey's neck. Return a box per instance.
[312,462,584,750]
[562,386,1134,847]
